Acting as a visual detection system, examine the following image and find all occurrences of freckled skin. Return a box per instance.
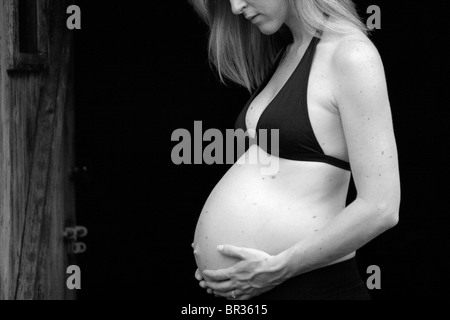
[192,10,388,274]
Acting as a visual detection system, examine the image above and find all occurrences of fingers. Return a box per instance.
[213,289,236,300]
[195,269,208,290]
[197,270,233,297]
[198,279,213,295]
[199,280,213,295]
[214,289,252,300]
[205,280,234,292]
[195,268,203,281]
[194,268,207,292]
[212,289,254,300]
[217,245,247,260]
[203,268,232,281]
[199,280,207,289]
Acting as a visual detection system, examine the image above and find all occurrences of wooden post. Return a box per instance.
[0,0,76,300]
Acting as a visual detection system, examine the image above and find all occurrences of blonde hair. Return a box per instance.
[188,0,368,92]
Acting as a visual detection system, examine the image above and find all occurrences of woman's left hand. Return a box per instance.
[202,245,286,300]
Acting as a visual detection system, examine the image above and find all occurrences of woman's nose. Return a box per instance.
[229,0,247,15]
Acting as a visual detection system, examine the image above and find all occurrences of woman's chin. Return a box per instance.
[256,21,283,36]
[258,27,277,36]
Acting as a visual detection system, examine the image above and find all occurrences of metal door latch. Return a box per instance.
[64,226,88,254]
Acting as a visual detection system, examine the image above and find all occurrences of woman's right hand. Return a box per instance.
[195,268,214,295]
[192,242,213,295]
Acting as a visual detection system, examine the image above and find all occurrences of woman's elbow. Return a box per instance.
[382,207,399,229]
[377,197,401,231]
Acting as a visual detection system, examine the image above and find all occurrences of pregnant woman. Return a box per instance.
[189,0,400,300]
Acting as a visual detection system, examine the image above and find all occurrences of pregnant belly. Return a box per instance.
[193,147,348,274]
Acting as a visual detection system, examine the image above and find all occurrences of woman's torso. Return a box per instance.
[194,28,369,274]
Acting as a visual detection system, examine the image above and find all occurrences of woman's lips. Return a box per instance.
[247,14,259,22]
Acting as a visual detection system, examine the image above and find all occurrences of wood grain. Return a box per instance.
[0,0,76,300]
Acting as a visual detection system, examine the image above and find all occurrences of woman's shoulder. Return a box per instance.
[322,27,389,109]
[324,28,381,72]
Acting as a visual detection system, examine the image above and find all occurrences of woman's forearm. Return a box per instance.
[274,197,399,281]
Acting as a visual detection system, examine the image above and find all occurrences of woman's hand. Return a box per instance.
[195,268,215,295]
[192,242,214,295]
[199,245,287,300]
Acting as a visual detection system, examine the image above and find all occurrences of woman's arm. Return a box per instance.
[201,37,401,299]
[276,37,401,280]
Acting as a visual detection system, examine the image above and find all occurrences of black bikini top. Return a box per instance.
[234,32,351,171]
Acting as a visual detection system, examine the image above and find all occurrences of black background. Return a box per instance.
[73,1,450,299]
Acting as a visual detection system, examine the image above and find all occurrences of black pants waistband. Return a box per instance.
[253,257,371,300]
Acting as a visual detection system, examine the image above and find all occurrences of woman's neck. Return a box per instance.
[284,14,312,48]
